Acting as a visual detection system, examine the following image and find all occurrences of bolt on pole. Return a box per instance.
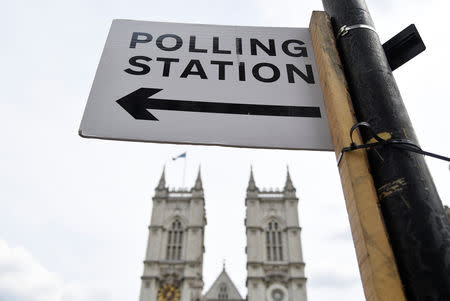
[321,0,450,300]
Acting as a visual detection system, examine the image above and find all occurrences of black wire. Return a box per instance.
[337,123,450,166]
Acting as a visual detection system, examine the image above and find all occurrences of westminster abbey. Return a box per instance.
[139,168,307,301]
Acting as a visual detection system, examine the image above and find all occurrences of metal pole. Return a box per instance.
[182,154,187,188]
[321,1,450,300]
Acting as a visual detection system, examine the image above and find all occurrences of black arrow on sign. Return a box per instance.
[116,88,322,121]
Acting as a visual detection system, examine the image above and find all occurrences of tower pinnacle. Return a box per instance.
[194,166,202,190]
[157,165,166,190]
[247,166,258,191]
[284,166,295,192]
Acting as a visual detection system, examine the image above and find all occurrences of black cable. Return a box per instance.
[337,122,450,166]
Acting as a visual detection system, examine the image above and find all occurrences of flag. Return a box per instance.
[172,152,186,161]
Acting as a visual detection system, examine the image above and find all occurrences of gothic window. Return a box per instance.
[218,283,228,299]
[166,220,183,260]
[266,221,283,261]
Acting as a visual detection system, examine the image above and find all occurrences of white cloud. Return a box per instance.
[0,239,109,301]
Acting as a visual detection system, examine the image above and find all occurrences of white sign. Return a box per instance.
[79,19,333,150]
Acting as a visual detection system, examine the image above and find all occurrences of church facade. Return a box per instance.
[245,168,307,301]
[139,168,307,301]
[139,169,206,301]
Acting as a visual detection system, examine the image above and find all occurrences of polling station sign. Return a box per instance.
[79,19,333,150]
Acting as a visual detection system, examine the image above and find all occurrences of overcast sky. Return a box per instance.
[1,0,450,301]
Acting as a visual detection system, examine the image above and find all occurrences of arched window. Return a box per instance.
[218,283,228,299]
[166,220,183,260]
[266,221,283,261]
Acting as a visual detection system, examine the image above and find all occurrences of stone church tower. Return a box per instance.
[245,168,307,301]
[139,168,206,301]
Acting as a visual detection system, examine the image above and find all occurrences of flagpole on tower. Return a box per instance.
[172,152,187,188]
[182,153,187,188]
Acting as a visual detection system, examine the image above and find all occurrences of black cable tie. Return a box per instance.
[337,122,450,166]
